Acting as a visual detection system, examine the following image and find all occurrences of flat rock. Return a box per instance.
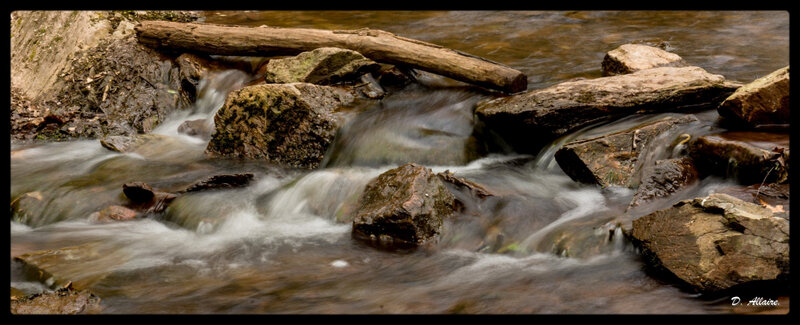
[713,183,789,216]
[688,131,789,184]
[555,115,699,188]
[628,157,700,209]
[630,193,789,292]
[264,47,381,85]
[100,134,172,153]
[205,83,354,169]
[717,66,789,127]
[601,43,687,76]
[13,242,125,291]
[475,66,739,154]
[352,163,456,248]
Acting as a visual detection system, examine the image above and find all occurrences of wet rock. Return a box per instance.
[177,118,213,138]
[205,83,354,169]
[376,64,413,88]
[122,181,177,213]
[713,183,789,215]
[630,193,789,292]
[10,285,102,315]
[354,73,385,99]
[90,205,139,222]
[555,115,699,188]
[10,191,46,225]
[264,47,381,85]
[628,157,700,209]
[179,173,255,193]
[100,133,171,152]
[717,66,789,127]
[437,170,495,199]
[122,181,155,203]
[475,66,739,154]
[688,131,789,184]
[352,163,457,247]
[13,243,122,291]
[601,43,687,76]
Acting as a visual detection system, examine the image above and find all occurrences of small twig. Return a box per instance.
[754,164,777,204]
[139,75,157,88]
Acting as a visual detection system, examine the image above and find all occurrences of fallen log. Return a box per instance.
[134,21,527,93]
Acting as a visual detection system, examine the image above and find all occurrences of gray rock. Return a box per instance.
[555,115,699,188]
[177,118,213,138]
[717,66,789,127]
[352,163,456,247]
[205,83,354,169]
[601,44,687,76]
[475,66,739,154]
[630,193,789,292]
[264,47,380,85]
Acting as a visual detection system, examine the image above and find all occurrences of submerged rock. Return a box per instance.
[10,191,46,225]
[601,43,687,76]
[89,205,139,222]
[554,115,699,188]
[205,83,354,169]
[179,173,255,193]
[100,134,171,153]
[13,243,123,291]
[121,181,177,214]
[628,157,700,209]
[177,118,213,138]
[714,183,789,215]
[475,66,739,154]
[10,285,102,315]
[264,47,381,85]
[630,193,789,292]
[437,170,495,200]
[688,131,789,184]
[717,66,789,127]
[352,163,456,248]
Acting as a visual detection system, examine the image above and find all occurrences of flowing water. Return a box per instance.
[9,11,789,314]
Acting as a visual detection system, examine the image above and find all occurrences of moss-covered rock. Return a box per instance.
[264,47,380,85]
[205,83,354,169]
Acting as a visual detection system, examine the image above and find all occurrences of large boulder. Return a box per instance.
[205,83,354,169]
[475,66,739,154]
[601,43,687,76]
[352,163,457,247]
[688,131,789,184]
[717,66,789,127]
[264,47,381,85]
[630,193,789,292]
[554,115,699,188]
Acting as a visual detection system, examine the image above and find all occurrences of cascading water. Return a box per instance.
[10,11,789,314]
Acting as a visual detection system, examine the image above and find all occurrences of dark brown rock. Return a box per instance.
[688,131,789,184]
[352,163,457,247]
[628,157,700,209]
[630,193,789,292]
[205,83,354,169]
[555,115,699,188]
[475,66,739,154]
[437,170,495,199]
[10,286,102,315]
[122,182,155,203]
[717,66,789,127]
[601,44,687,76]
[180,173,255,193]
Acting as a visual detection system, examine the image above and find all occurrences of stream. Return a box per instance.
[9,11,790,314]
